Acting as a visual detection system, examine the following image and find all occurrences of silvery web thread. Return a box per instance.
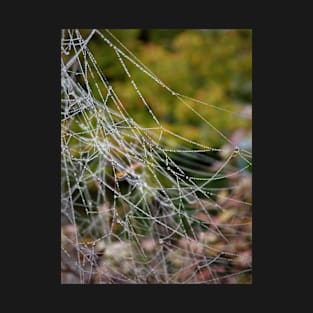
[60,30,251,284]
[60,29,251,281]
[61,28,251,282]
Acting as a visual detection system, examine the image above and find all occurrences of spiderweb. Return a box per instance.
[61,29,252,284]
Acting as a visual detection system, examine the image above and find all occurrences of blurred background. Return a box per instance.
[61,29,252,284]
[78,29,252,148]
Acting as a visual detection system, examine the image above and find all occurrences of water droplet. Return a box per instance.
[167,166,170,171]
[186,176,189,180]
[159,239,164,244]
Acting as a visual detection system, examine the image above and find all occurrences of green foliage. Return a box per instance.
[83,29,252,148]
[61,30,252,284]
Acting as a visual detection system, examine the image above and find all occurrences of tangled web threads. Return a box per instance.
[61,29,252,284]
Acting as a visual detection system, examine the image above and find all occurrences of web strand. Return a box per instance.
[61,29,252,284]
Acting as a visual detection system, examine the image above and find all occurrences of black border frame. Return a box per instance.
[6,2,298,308]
